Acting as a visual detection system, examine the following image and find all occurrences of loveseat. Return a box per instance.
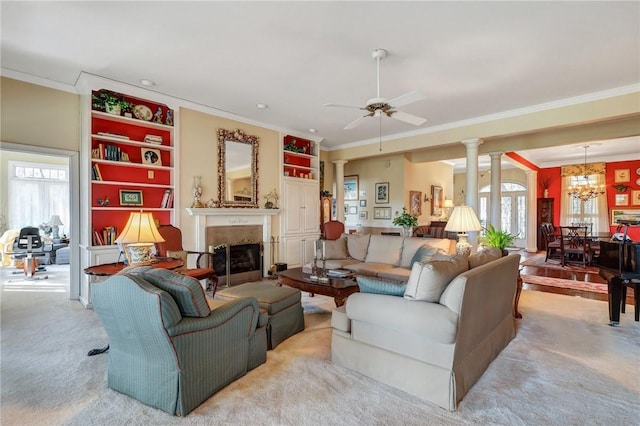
[316,234,457,282]
[91,266,267,416]
[331,250,520,411]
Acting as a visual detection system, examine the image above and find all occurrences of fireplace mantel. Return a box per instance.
[186,208,280,276]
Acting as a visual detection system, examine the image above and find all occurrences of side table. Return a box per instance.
[84,258,184,276]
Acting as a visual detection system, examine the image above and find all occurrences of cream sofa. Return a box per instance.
[316,234,457,282]
[331,250,520,411]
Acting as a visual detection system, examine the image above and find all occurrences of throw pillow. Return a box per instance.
[468,247,503,268]
[346,234,371,261]
[166,249,188,271]
[357,275,407,296]
[321,238,348,259]
[409,245,442,267]
[403,255,469,302]
[139,268,210,318]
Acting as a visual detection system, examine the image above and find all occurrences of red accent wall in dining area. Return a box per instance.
[605,160,640,240]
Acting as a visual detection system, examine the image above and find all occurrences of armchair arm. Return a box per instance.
[186,250,215,270]
[167,297,259,337]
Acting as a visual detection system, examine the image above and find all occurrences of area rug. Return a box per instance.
[521,252,599,273]
[521,274,608,294]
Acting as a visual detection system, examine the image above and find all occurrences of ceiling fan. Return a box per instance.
[324,48,428,130]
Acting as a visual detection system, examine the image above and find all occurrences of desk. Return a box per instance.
[84,258,183,276]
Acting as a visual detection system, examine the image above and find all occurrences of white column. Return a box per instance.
[333,160,348,223]
[525,170,539,253]
[489,151,503,229]
[462,138,483,250]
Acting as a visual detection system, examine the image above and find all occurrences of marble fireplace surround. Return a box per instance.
[186,208,279,277]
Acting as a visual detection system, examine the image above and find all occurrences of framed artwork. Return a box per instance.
[344,175,359,200]
[373,206,392,219]
[349,205,358,215]
[359,211,368,220]
[611,208,640,225]
[375,182,389,204]
[359,200,367,207]
[119,190,143,206]
[409,191,422,215]
[141,148,162,166]
[632,190,640,206]
[431,185,443,216]
[615,194,629,206]
[614,169,630,183]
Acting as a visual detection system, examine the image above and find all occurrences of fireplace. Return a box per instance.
[187,208,280,285]
[207,225,263,286]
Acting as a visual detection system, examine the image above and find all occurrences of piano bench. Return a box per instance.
[621,281,640,322]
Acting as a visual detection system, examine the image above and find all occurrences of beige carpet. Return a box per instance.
[1,266,639,425]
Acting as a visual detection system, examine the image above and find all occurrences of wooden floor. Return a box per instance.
[517,249,636,305]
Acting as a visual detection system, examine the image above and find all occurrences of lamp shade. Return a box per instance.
[115,212,165,244]
[444,206,482,233]
[48,215,64,226]
[443,199,454,208]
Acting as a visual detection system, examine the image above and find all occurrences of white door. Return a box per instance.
[480,182,527,248]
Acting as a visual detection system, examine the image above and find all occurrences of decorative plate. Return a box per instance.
[133,104,152,121]
[636,167,640,175]
[636,178,640,185]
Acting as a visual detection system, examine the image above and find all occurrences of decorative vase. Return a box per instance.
[402,227,413,237]
[105,103,121,116]
[543,189,549,198]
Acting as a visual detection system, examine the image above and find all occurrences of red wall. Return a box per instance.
[537,160,640,241]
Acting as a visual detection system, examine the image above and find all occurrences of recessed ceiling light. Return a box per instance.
[140,79,155,87]
[256,103,268,109]
[308,128,317,133]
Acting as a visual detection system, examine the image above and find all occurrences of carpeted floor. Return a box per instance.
[1,266,639,425]
[521,252,599,273]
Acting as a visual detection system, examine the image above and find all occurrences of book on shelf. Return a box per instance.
[144,134,163,144]
[102,226,117,245]
[97,132,129,140]
[160,189,172,208]
[91,164,103,181]
[92,230,104,246]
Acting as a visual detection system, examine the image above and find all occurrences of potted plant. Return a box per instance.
[392,207,418,237]
[92,91,132,116]
[480,224,516,256]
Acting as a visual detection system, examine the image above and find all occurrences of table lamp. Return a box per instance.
[444,205,482,256]
[48,215,64,239]
[115,211,165,265]
[441,199,454,221]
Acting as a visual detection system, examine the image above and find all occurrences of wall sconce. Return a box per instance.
[423,194,431,203]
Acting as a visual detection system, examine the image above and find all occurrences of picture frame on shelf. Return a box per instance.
[375,182,389,204]
[348,205,358,215]
[359,211,368,220]
[615,193,629,206]
[141,148,162,166]
[373,206,391,220]
[119,190,143,206]
[611,208,640,225]
[614,169,630,183]
[410,191,422,215]
[632,190,640,206]
[344,175,358,200]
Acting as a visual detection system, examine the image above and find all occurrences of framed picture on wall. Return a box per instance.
[348,205,358,215]
[614,169,630,183]
[431,185,443,216]
[409,191,422,215]
[359,211,368,220]
[373,206,392,219]
[632,190,640,206]
[344,175,359,200]
[359,200,367,207]
[375,182,389,204]
[611,208,640,225]
[615,194,629,206]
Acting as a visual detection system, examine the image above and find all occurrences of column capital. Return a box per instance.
[488,151,504,159]
[524,169,538,176]
[332,160,348,166]
[461,138,484,148]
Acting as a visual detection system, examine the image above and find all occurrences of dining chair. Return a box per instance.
[571,222,593,236]
[559,225,590,268]
[541,223,562,262]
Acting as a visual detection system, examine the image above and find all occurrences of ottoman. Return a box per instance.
[55,246,70,264]
[215,283,305,349]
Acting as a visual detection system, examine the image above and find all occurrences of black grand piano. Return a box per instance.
[598,219,640,325]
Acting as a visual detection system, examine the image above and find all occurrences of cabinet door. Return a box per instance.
[283,180,303,234]
[282,234,318,268]
[302,182,320,233]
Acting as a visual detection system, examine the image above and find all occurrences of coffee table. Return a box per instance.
[277,267,359,307]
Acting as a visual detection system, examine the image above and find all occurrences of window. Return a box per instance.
[8,161,69,235]
[562,173,606,235]
[479,182,527,247]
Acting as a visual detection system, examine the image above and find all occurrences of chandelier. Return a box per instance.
[567,145,605,202]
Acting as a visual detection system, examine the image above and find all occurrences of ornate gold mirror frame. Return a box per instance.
[217,128,259,208]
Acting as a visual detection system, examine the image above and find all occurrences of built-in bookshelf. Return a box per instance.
[282,135,318,179]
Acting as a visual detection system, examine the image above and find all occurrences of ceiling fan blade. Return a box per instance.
[390,110,427,126]
[344,114,370,130]
[323,103,364,110]
[387,91,427,108]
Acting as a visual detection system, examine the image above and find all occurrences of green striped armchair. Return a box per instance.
[91,268,266,416]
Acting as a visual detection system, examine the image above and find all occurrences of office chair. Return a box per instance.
[10,227,49,280]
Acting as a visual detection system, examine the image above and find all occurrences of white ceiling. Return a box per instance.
[1,1,639,168]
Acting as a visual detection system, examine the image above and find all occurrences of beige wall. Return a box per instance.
[453,167,527,206]
[1,77,80,151]
[179,107,281,249]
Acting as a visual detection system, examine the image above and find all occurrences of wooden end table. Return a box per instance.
[277,267,359,307]
[84,258,184,276]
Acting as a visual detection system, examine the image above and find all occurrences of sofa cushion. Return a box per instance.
[345,234,370,261]
[344,262,394,277]
[316,258,361,270]
[356,275,407,296]
[410,245,445,267]
[403,255,469,302]
[137,268,210,318]
[468,247,503,268]
[366,235,403,265]
[321,237,348,259]
[377,267,412,282]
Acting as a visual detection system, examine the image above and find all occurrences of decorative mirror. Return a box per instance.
[217,128,259,208]
[431,185,443,216]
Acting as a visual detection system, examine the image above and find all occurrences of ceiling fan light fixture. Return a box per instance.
[256,103,268,109]
[140,79,155,87]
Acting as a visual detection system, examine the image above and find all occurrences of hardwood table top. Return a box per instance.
[277,267,359,307]
[84,258,184,276]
